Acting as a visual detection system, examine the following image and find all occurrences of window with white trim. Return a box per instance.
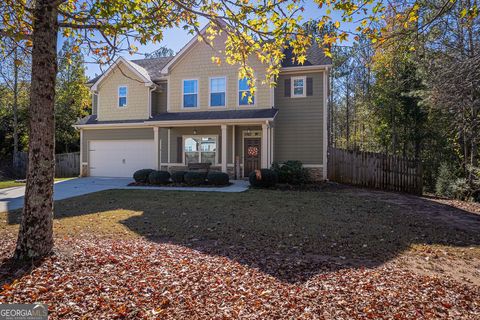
[184,136,217,164]
[291,76,306,97]
[210,77,226,107]
[239,77,254,105]
[118,86,127,107]
[183,80,198,108]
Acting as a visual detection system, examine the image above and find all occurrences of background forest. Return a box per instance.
[329,0,479,200]
[0,40,90,175]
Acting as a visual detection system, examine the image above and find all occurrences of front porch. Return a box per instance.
[152,122,274,179]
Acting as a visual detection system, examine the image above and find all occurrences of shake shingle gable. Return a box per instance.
[86,56,174,85]
[86,43,330,85]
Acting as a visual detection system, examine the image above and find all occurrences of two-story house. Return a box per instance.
[76,26,331,180]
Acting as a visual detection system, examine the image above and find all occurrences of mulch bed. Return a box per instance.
[274,182,349,192]
[1,236,479,319]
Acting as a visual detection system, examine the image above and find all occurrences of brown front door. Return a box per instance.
[244,138,261,177]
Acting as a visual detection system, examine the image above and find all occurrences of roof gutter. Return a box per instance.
[74,116,276,129]
[280,64,333,73]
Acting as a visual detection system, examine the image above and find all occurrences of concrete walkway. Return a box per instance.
[0,177,249,212]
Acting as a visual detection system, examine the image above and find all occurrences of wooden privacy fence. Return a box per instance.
[16,152,80,178]
[327,147,423,195]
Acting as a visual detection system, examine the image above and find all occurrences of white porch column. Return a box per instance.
[167,128,171,163]
[232,125,235,164]
[261,122,268,168]
[269,126,274,166]
[153,127,159,169]
[221,124,227,173]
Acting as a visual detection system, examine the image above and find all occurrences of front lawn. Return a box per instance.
[0,178,73,189]
[1,187,479,318]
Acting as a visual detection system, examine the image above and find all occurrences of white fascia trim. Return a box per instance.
[161,24,210,74]
[279,65,332,73]
[90,56,153,91]
[73,123,148,129]
[148,118,275,127]
[160,19,227,74]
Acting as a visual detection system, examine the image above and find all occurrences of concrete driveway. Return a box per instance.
[0,177,249,212]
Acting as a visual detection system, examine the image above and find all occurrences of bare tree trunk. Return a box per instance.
[14,0,58,261]
[345,76,350,149]
[12,47,19,173]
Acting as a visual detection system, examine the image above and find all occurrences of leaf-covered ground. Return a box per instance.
[1,187,479,319]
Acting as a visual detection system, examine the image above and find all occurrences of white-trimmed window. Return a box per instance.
[118,86,128,107]
[291,76,306,98]
[183,79,198,108]
[184,136,217,164]
[210,77,226,107]
[239,77,254,106]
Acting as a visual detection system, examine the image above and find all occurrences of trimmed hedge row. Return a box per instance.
[184,171,207,185]
[207,172,230,186]
[133,169,155,183]
[148,171,170,185]
[171,171,186,183]
[271,160,311,185]
[249,169,278,188]
[133,169,230,186]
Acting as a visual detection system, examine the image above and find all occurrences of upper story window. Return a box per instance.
[239,77,254,106]
[118,86,128,107]
[291,76,306,98]
[210,77,226,107]
[183,79,198,108]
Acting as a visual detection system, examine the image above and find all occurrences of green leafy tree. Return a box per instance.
[0,0,318,262]
[55,40,90,153]
[2,0,476,261]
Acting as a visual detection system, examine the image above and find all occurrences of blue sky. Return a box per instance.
[79,1,350,79]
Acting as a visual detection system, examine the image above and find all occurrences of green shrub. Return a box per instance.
[435,163,457,198]
[451,167,480,201]
[148,170,171,185]
[271,160,311,185]
[207,172,229,185]
[133,169,155,183]
[249,169,278,188]
[184,171,207,186]
[171,171,186,183]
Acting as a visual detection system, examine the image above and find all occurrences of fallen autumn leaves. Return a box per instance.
[1,236,479,319]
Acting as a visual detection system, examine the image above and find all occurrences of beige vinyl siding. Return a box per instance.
[152,82,168,115]
[168,33,271,111]
[97,61,150,121]
[92,94,98,115]
[274,71,324,164]
[82,128,154,163]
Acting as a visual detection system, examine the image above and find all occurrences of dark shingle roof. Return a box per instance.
[86,56,174,85]
[76,109,278,126]
[281,45,332,67]
[130,56,174,82]
[148,108,278,122]
[75,115,148,125]
[86,42,330,85]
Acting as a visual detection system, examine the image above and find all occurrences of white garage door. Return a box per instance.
[89,140,155,177]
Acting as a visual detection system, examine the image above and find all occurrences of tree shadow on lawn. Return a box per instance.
[5,187,480,283]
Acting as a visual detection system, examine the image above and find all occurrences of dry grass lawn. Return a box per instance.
[1,186,479,319]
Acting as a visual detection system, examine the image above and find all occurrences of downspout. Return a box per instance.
[148,85,156,118]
